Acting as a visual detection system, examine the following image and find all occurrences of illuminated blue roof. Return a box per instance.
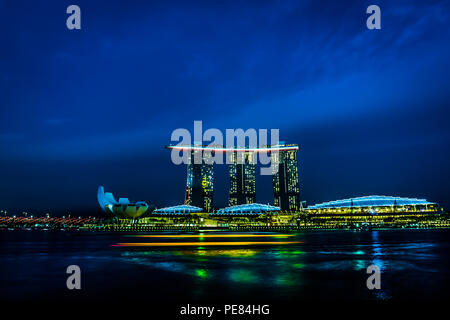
[307,196,436,209]
[214,203,281,215]
[153,204,202,214]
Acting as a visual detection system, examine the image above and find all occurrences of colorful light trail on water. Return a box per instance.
[130,234,295,238]
[112,241,303,247]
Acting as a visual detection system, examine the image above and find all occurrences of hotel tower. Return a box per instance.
[271,144,300,211]
[184,147,214,212]
[228,150,256,206]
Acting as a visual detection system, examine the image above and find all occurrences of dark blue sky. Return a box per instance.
[1,0,449,215]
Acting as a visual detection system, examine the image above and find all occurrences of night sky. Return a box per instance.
[1,0,449,215]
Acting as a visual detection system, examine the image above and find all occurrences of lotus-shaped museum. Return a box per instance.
[97,186,149,218]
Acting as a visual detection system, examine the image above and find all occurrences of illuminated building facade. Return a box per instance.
[166,143,300,212]
[228,151,256,206]
[153,204,202,215]
[214,203,280,215]
[305,196,438,214]
[97,186,149,218]
[185,148,214,212]
[271,144,300,211]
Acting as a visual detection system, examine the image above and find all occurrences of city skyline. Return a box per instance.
[1,0,450,214]
[2,1,450,309]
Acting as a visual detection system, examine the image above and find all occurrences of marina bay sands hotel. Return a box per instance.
[166,143,300,212]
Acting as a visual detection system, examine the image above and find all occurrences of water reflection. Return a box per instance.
[354,260,366,271]
[119,244,306,287]
[229,269,258,283]
[371,231,385,270]
[195,268,209,279]
[1,230,449,300]
[173,249,261,258]
[274,272,301,286]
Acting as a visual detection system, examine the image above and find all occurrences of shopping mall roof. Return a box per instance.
[214,203,281,215]
[307,196,436,209]
[153,204,203,215]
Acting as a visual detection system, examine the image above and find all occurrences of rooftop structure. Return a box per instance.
[306,195,438,214]
[214,203,281,215]
[153,204,202,215]
[307,196,436,209]
[166,144,299,153]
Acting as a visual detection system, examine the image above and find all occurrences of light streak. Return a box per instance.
[131,234,295,238]
[112,241,303,247]
[166,145,299,153]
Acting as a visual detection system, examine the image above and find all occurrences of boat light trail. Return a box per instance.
[130,234,295,238]
[112,241,303,247]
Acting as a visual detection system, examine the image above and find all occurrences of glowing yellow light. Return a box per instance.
[113,241,302,247]
[174,249,261,257]
[132,234,295,238]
